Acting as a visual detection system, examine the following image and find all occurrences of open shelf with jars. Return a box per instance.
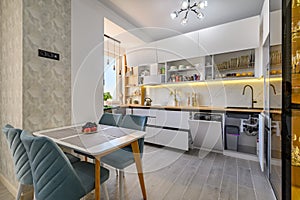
[124,66,145,105]
[270,45,282,76]
[166,56,212,83]
[214,48,255,79]
[163,48,256,84]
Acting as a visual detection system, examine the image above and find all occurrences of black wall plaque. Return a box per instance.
[38,49,60,61]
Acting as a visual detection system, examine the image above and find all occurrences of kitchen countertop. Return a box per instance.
[120,104,282,114]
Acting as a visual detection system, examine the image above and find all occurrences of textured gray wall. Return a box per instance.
[0,0,71,191]
[0,0,23,188]
[23,0,72,131]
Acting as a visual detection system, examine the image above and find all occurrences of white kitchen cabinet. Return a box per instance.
[126,108,132,115]
[132,108,156,125]
[126,44,157,66]
[145,126,160,143]
[156,110,190,129]
[155,129,189,151]
[156,32,202,61]
[197,16,259,55]
[143,75,165,85]
[270,10,282,45]
[127,16,259,67]
[130,108,190,150]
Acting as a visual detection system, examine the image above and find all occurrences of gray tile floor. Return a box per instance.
[0,144,276,200]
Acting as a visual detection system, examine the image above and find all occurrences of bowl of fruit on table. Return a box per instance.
[82,122,98,133]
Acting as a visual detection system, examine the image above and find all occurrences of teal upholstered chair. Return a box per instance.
[20,130,110,200]
[2,124,81,199]
[101,114,147,199]
[99,113,122,126]
[2,124,33,200]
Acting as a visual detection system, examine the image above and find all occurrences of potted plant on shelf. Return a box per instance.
[103,92,112,110]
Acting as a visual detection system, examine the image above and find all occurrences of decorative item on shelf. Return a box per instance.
[123,54,128,74]
[179,65,185,70]
[127,97,132,104]
[170,0,208,25]
[160,66,165,74]
[292,145,300,166]
[170,66,178,70]
[191,92,197,107]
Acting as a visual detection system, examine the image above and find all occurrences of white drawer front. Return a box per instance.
[145,126,161,143]
[155,129,188,151]
[132,108,157,125]
[156,110,190,129]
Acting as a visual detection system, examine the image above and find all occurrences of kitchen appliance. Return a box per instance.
[188,112,223,151]
[144,98,152,106]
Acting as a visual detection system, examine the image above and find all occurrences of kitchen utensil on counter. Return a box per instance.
[144,98,152,106]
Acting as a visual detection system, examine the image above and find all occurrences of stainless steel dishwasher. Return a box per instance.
[188,113,223,152]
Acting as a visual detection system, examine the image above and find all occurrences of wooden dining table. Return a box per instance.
[34,124,147,200]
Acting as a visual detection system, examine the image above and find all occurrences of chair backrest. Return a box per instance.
[99,113,122,126]
[2,124,33,185]
[119,114,147,131]
[20,131,86,200]
[119,115,148,154]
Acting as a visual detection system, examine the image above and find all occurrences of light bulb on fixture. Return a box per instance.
[181,17,188,25]
[181,0,189,9]
[170,11,178,19]
[197,12,204,19]
[170,0,208,25]
[198,2,205,9]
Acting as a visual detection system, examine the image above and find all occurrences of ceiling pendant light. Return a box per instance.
[171,0,208,25]
[107,39,110,65]
[118,42,121,75]
[113,40,116,70]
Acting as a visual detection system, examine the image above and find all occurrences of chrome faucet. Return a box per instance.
[242,85,257,108]
[270,84,277,95]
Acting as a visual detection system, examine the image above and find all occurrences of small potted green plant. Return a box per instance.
[103,92,112,105]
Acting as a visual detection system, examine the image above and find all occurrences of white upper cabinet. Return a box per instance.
[126,43,157,66]
[156,31,202,62]
[260,0,270,45]
[127,16,260,66]
[197,16,259,55]
[270,10,282,45]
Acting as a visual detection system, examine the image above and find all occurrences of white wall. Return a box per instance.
[72,0,148,123]
[72,0,104,124]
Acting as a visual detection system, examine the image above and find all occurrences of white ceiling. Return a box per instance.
[99,0,281,43]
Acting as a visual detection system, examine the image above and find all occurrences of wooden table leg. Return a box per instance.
[131,140,147,200]
[95,159,101,200]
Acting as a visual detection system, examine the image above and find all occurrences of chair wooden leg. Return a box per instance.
[119,170,124,200]
[102,183,109,200]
